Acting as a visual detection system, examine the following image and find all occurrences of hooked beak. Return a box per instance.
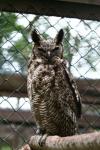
[47,51,51,59]
[47,51,51,62]
[47,51,50,57]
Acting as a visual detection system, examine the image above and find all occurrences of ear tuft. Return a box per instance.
[31,29,41,45]
[56,29,64,45]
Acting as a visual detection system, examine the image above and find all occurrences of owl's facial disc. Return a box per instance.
[47,46,60,59]
[37,45,61,62]
[31,29,64,62]
[37,46,52,60]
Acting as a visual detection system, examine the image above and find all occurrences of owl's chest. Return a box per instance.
[31,64,65,90]
[32,64,51,84]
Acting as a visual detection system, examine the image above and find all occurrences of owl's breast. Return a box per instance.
[32,64,55,89]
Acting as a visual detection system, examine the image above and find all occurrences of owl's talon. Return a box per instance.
[36,127,46,135]
[38,134,48,147]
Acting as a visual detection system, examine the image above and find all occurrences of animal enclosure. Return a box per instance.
[0,1,100,150]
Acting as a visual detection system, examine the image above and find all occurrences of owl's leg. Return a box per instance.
[36,127,48,147]
[38,133,48,147]
[36,126,46,135]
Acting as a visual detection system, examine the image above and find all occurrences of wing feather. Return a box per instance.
[62,60,82,118]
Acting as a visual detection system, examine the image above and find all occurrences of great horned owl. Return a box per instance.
[27,29,81,138]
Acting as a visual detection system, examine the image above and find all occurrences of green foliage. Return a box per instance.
[0,12,24,72]
[0,13,37,73]
[0,12,22,43]
[7,33,32,73]
[0,143,11,150]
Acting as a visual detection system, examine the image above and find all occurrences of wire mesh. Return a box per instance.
[0,11,100,150]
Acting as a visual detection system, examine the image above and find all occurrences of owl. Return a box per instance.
[27,29,81,140]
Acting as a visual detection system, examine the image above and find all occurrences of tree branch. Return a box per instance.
[19,132,100,150]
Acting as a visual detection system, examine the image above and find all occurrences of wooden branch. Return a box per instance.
[19,144,31,150]
[20,132,100,150]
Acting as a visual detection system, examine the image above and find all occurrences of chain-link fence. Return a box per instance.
[0,2,100,150]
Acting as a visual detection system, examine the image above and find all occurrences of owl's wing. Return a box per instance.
[62,60,82,119]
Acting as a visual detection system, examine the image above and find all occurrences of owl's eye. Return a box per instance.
[38,48,45,52]
[52,46,59,52]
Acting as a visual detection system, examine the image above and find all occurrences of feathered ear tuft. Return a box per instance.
[31,29,41,45]
[55,29,64,45]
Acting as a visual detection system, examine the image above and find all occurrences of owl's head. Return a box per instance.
[31,29,64,63]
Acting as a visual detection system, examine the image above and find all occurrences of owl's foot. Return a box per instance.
[38,133,48,147]
[36,127,46,135]
[36,127,48,146]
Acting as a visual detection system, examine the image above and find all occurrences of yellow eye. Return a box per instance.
[52,46,59,52]
[38,48,45,52]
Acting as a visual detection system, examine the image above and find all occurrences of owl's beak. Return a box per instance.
[47,51,50,57]
[46,51,52,63]
[47,51,51,61]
